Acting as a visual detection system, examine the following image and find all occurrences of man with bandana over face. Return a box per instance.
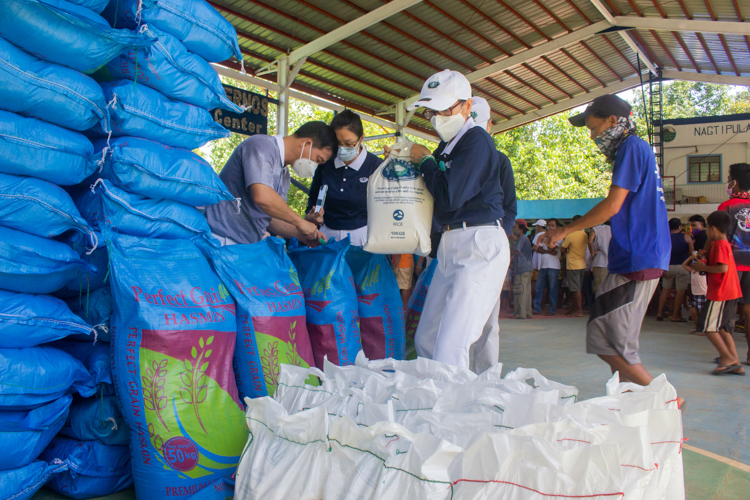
[544,94,674,402]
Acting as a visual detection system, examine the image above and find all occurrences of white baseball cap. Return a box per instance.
[408,70,472,111]
[534,219,547,227]
[470,96,491,130]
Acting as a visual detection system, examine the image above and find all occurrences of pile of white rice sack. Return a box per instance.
[235,353,684,500]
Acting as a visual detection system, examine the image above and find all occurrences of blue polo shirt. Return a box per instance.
[608,135,670,274]
[306,149,381,231]
[420,124,506,227]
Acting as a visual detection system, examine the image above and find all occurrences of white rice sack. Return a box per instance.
[364,139,433,256]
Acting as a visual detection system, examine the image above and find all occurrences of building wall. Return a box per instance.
[662,116,750,205]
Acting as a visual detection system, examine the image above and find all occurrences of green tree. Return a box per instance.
[493,111,611,200]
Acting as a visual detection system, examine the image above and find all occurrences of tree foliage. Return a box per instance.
[201,77,749,210]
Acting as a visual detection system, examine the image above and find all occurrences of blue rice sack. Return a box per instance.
[0,173,97,249]
[102,0,242,63]
[98,25,241,112]
[55,235,110,299]
[96,80,229,149]
[67,0,109,13]
[0,461,68,500]
[51,341,114,390]
[404,258,437,360]
[66,287,113,341]
[0,38,107,132]
[0,290,94,348]
[76,179,212,239]
[0,396,72,470]
[345,247,405,360]
[95,137,236,206]
[288,237,361,368]
[40,436,133,500]
[59,393,128,445]
[0,0,153,75]
[0,346,95,410]
[198,237,315,400]
[107,232,247,499]
[189,477,235,500]
[0,110,99,186]
[0,226,97,295]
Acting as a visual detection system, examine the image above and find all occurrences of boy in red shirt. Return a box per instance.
[690,210,745,375]
[717,162,750,364]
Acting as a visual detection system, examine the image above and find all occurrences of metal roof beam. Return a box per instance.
[490,75,645,134]
[661,70,750,87]
[465,21,610,84]
[586,0,658,75]
[612,16,750,36]
[268,0,423,67]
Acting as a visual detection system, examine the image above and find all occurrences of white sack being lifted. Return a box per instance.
[235,353,685,500]
[364,140,433,256]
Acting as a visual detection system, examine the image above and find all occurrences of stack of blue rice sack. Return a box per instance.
[0,0,238,497]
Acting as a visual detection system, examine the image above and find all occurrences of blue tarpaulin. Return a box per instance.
[517,198,604,221]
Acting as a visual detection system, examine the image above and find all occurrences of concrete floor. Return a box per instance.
[32,313,750,500]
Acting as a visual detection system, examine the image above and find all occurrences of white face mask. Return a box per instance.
[430,110,466,143]
[727,180,736,196]
[292,142,318,178]
[337,139,361,163]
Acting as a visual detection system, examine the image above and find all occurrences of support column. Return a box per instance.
[276,56,289,137]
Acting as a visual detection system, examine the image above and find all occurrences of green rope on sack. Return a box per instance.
[85,275,91,319]
[112,0,119,29]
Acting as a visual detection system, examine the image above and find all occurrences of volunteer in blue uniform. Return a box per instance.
[402,70,512,369]
[467,96,517,373]
[304,110,381,246]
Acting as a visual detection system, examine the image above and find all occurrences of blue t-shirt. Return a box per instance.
[608,135,670,274]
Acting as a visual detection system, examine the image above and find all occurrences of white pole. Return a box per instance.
[277,56,289,137]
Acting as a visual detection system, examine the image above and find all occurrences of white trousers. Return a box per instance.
[415,224,510,369]
[470,298,501,374]
[321,224,368,246]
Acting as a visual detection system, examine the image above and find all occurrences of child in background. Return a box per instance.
[689,211,745,375]
[683,252,708,335]
[392,254,414,309]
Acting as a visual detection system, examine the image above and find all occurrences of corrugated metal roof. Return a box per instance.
[212,0,750,135]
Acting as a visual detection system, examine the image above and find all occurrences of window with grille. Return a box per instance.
[688,155,721,183]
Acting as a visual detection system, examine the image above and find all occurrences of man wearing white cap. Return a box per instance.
[401,70,512,369]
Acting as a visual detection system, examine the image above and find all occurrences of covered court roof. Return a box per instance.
[210,0,750,137]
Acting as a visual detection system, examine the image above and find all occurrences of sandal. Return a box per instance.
[656,316,664,321]
[671,318,687,323]
[712,364,745,375]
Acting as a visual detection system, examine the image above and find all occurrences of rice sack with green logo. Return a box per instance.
[107,232,246,499]
[198,237,314,400]
[345,247,405,360]
[404,258,438,360]
[288,237,361,368]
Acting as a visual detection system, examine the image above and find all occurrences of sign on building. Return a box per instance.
[212,84,278,136]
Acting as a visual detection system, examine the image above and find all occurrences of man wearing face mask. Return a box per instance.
[400,70,511,370]
[543,94,671,395]
[205,121,336,247]
[304,110,381,246]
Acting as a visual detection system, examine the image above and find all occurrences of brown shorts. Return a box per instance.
[394,266,414,290]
